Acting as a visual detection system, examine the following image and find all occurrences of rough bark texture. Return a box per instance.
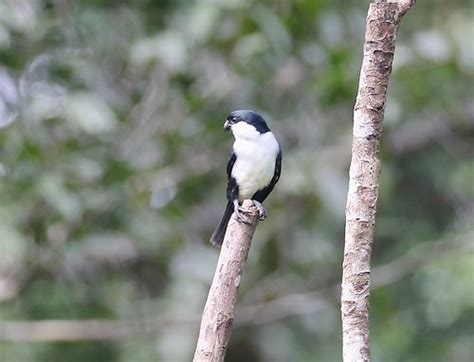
[194,200,258,362]
[341,1,416,361]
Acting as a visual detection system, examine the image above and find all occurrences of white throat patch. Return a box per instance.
[231,122,260,141]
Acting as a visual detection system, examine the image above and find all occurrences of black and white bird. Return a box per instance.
[210,110,282,247]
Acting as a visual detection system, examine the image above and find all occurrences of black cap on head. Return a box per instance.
[226,110,270,134]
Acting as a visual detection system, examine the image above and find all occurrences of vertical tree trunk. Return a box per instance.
[341,1,416,361]
[194,200,258,362]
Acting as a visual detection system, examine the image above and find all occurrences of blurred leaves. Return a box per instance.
[0,0,473,361]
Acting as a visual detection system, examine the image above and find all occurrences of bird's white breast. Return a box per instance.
[231,131,279,201]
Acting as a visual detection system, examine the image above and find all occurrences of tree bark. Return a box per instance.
[341,1,416,361]
[194,200,258,362]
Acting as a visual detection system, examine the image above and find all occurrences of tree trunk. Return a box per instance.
[341,1,416,361]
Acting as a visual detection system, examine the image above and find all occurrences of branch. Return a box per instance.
[0,319,139,342]
[1,231,470,343]
[237,232,472,326]
[342,1,416,361]
[387,109,474,155]
[193,200,259,362]
[0,313,198,343]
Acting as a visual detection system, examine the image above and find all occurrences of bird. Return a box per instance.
[210,110,282,247]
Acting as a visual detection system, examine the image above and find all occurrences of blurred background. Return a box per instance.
[0,0,473,361]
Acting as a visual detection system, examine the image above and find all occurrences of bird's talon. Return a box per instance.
[236,213,251,225]
[238,206,251,215]
[252,200,267,221]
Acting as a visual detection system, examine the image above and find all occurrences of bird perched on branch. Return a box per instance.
[210,110,282,247]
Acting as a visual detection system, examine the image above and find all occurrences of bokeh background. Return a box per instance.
[1,0,473,361]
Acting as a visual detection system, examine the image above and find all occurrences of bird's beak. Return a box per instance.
[224,120,231,130]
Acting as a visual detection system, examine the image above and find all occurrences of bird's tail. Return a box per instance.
[210,201,234,247]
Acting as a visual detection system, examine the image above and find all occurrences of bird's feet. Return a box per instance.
[234,200,252,225]
[252,200,267,221]
[233,200,267,223]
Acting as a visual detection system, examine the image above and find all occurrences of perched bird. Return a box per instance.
[210,110,282,247]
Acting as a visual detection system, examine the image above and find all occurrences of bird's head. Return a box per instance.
[224,110,270,140]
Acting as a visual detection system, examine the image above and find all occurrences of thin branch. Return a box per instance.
[342,1,416,361]
[387,108,474,155]
[193,200,259,362]
[0,320,139,342]
[1,232,470,342]
[0,314,200,343]
[237,232,472,326]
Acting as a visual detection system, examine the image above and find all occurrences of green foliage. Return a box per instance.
[0,0,473,361]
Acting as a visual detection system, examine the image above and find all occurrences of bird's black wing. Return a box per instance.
[226,152,236,178]
[211,152,237,247]
[252,148,282,203]
[226,152,239,202]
